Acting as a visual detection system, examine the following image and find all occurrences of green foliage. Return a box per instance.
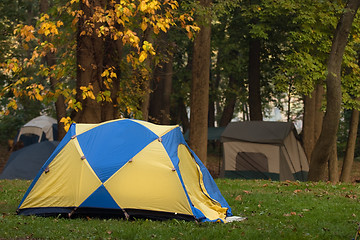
[1,179,359,239]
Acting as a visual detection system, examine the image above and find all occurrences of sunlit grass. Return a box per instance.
[1,179,359,239]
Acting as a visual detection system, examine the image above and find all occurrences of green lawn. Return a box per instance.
[1,179,359,239]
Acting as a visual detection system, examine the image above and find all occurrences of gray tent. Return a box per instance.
[0,141,59,180]
[220,121,308,181]
[15,115,58,147]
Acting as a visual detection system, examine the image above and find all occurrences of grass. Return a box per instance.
[1,179,360,239]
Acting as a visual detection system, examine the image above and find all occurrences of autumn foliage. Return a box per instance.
[0,0,199,131]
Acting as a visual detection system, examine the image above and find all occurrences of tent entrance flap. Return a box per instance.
[178,144,227,222]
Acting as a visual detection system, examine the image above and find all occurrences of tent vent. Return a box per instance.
[81,156,86,160]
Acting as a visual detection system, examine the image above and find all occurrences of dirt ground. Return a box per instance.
[1,144,360,182]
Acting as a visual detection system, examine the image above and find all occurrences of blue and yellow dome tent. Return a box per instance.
[17,119,232,222]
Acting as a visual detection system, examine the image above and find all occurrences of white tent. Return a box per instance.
[16,116,57,143]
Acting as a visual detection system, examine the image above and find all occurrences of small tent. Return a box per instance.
[17,119,232,222]
[0,141,59,180]
[221,121,308,181]
[16,116,58,147]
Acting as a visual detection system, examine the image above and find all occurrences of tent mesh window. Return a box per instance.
[235,152,269,172]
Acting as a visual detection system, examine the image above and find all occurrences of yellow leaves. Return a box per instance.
[141,21,148,31]
[97,91,112,102]
[38,22,60,36]
[110,72,117,78]
[60,117,74,132]
[57,21,64,28]
[38,14,63,37]
[6,99,18,112]
[122,30,140,47]
[185,24,200,39]
[139,51,148,63]
[101,67,117,79]
[156,21,168,33]
[80,84,96,100]
[25,84,45,101]
[101,68,117,89]
[139,41,156,63]
[139,0,160,14]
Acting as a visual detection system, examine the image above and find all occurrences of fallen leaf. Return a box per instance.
[293,189,302,194]
[283,212,297,217]
[243,190,251,194]
[235,195,242,201]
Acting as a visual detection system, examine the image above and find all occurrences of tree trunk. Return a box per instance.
[189,0,211,165]
[72,0,123,123]
[72,0,105,123]
[219,74,237,127]
[248,38,262,121]
[101,37,122,121]
[39,0,67,140]
[209,39,223,127]
[149,54,173,124]
[308,0,360,181]
[314,84,324,139]
[302,84,324,162]
[328,139,339,183]
[302,93,315,161]
[340,108,359,182]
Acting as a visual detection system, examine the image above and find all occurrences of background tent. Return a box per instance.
[184,127,226,141]
[15,116,58,147]
[0,141,59,180]
[17,119,232,222]
[220,121,308,181]
[184,127,226,177]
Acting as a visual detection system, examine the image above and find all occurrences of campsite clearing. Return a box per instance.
[1,179,359,239]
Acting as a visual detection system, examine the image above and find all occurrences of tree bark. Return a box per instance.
[302,93,315,161]
[72,0,105,123]
[248,38,262,121]
[219,74,237,127]
[314,84,324,139]
[308,0,360,181]
[149,54,173,124]
[340,108,359,182]
[72,0,122,123]
[302,84,324,162]
[189,0,211,165]
[328,138,339,183]
[101,37,122,121]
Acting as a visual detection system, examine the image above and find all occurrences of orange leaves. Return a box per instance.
[25,84,46,101]
[17,25,36,42]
